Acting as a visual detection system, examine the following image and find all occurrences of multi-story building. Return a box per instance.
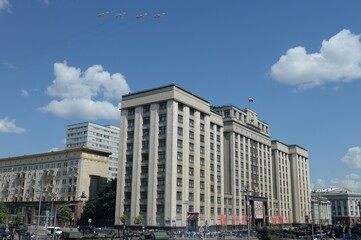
[115,84,225,229]
[271,140,311,224]
[115,84,310,228]
[211,106,273,227]
[316,187,361,226]
[0,147,110,226]
[66,122,120,180]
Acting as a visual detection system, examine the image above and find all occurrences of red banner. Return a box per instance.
[278,216,283,224]
[272,216,276,224]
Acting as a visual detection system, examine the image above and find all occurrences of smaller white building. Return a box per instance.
[66,122,120,180]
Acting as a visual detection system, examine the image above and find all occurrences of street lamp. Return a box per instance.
[241,186,253,240]
[35,188,45,240]
[184,200,189,232]
[358,201,361,224]
[52,192,87,240]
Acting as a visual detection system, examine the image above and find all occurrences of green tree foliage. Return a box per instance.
[14,212,23,226]
[120,215,128,224]
[134,216,143,225]
[0,202,9,224]
[58,206,72,226]
[80,179,116,226]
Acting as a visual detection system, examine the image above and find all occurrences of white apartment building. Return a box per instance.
[271,140,311,224]
[0,147,109,226]
[66,122,120,180]
[115,84,310,228]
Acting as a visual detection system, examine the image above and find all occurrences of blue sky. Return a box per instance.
[1,0,361,192]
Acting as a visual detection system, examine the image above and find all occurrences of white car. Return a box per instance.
[46,226,62,235]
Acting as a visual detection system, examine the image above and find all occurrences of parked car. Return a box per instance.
[78,226,96,234]
[46,226,62,235]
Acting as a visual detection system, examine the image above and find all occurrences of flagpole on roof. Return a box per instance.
[248,98,254,109]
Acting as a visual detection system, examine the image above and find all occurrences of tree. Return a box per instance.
[134,216,143,231]
[58,206,72,227]
[120,215,128,225]
[80,179,116,226]
[0,202,9,224]
[14,213,23,226]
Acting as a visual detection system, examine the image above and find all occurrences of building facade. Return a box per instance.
[115,84,310,228]
[212,106,274,227]
[115,84,225,229]
[271,141,311,225]
[66,122,120,180]
[0,147,109,226]
[316,187,361,226]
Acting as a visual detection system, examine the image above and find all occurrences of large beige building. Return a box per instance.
[0,147,109,226]
[115,84,225,229]
[271,140,310,224]
[115,84,311,228]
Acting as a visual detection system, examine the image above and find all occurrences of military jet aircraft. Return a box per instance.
[115,12,126,19]
[136,13,147,19]
[98,11,109,17]
[154,13,166,19]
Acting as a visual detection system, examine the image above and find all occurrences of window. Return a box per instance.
[178,115,183,123]
[189,131,194,139]
[190,108,195,116]
[189,180,194,188]
[200,135,205,142]
[158,151,166,160]
[127,143,133,151]
[200,146,205,154]
[143,129,149,137]
[177,178,183,186]
[178,103,183,111]
[128,119,134,127]
[159,114,167,122]
[200,170,205,177]
[177,192,182,200]
[177,139,183,148]
[178,127,183,136]
[128,108,135,116]
[189,119,194,127]
[200,123,205,131]
[159,102,167,110]
[143,105,150,113]
[177,152,183,160]
[189,155,194,163]
[143,116,150,124]
[200,158,205,166]
[177,165,182,173]
[127,131,134,139]
[159,126,166,135]
[159,139,166,147]
[189,143,194,152]
[142,141,149,149]
[189,168,194,176]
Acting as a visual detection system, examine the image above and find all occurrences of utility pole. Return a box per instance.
[241,186,253,240]
[35,189,45,240]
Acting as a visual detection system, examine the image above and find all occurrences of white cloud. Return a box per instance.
[21,89,29,97]
[0,0,11,13]
[311,178,326,189]
[270,29,361,89]
[39,61,130,120]
[341,146,361,168]
[48,148,59,152]
[0,117,25,134]
[330,174,361,192]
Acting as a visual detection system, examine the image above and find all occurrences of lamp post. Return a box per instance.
[241,186,253,240]
[35,188,45,240]
[52,192,87,240]
[358,201,361,224]
[184,200,189,232]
